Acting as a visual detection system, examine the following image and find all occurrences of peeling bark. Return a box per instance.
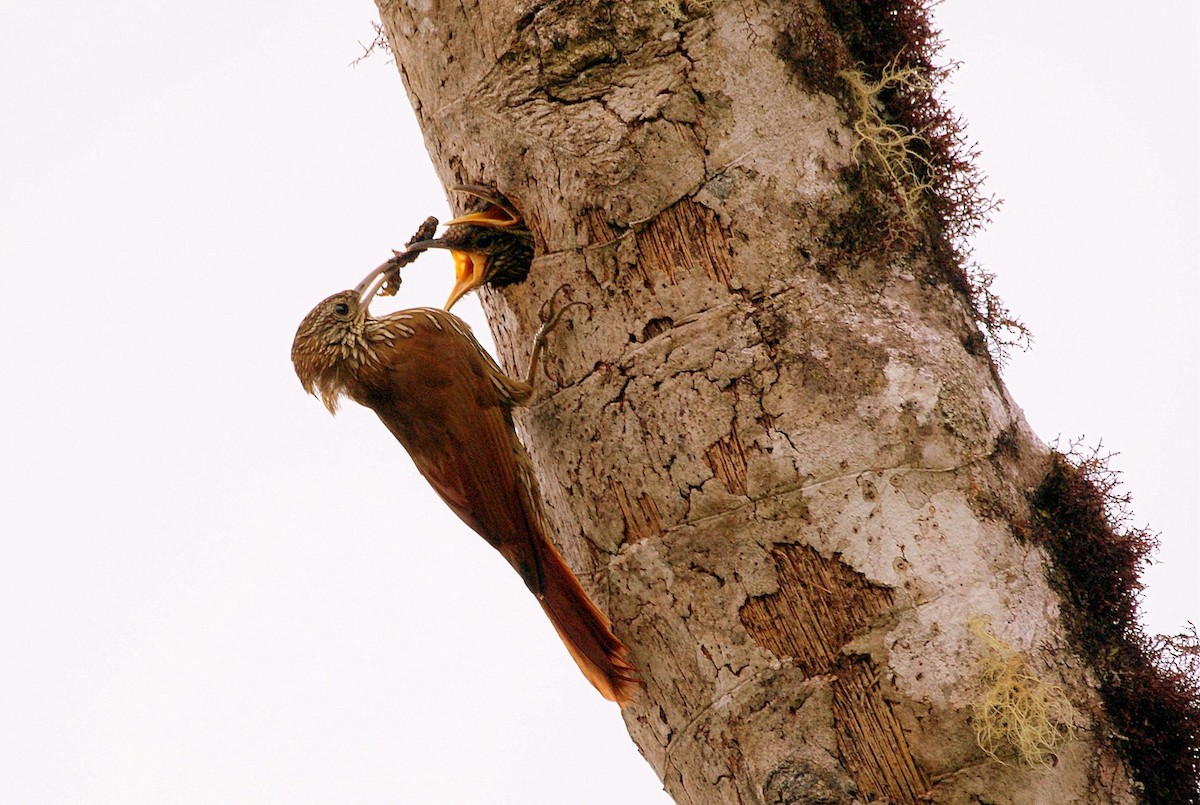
[377,1,1142,802]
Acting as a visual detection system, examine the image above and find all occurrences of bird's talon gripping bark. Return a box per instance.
[535,284,591,345]
[526,287,590,388]
[533,300,589,346]
[537,283,591,325]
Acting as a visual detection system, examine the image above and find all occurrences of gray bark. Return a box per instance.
[377,1,1140,802]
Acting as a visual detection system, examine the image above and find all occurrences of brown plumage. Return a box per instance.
[290,265,640,705]
[402,185,534,310]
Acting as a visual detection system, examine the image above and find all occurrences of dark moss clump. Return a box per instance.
[775,6,851,98]
[778,0,1027,360]
[1030,450,1200,804]
[820,163,905,272]
[816,0,985,245]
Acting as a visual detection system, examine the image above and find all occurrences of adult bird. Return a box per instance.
[291,263,640,705]
[402,185,534,310]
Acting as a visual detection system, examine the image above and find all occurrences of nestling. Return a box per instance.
[402,185,534,310]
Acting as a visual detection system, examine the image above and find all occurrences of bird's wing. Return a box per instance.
[363,309,548,594]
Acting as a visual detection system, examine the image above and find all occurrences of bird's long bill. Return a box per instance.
[353,259,396,307]
[400,239,487,311]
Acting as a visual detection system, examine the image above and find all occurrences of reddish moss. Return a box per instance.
[1031,451,1200,803]
[775,7,852,98]
[781,0,1026,360]
[816,0,969,233]
[820,163,907,272]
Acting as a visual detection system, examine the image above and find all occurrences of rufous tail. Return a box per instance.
[536,543,641,706]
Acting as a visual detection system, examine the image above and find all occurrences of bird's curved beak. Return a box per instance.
[444,206,520,228]
[399,238,487,311]
[445,184,522,228]
[353,259,395,307]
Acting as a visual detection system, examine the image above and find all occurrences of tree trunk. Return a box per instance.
[376,1,1143,802]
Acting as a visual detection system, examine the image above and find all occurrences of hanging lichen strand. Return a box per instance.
[776,0,1025,361]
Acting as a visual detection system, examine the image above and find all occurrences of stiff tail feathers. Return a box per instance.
[536,544,642,706]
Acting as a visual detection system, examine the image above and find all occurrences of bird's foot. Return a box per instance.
[535,285,591,345]
[526,285,591,388]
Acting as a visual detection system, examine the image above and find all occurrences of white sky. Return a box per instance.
[1,2,1195,803]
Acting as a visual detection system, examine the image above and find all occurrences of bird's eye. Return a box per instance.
[333,301,351,318]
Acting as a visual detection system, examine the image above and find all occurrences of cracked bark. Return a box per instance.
[377,1,1141,802]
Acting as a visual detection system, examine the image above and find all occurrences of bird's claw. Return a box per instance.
[526,285,591,388]
[536,284,592,339]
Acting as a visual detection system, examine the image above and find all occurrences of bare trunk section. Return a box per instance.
[377,1,1140,802]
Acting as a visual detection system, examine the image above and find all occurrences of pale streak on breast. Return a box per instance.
[489,374,513,402]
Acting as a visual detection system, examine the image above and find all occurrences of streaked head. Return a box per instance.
[290,264,391,413]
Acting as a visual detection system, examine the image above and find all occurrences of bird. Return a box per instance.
[402,185,534,311]
[291,263,640,705]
